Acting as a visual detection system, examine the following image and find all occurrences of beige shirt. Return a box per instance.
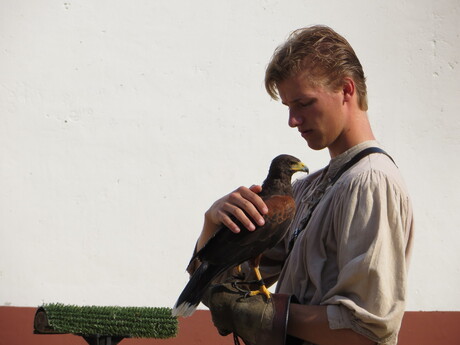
[190,141,414,345]
[259,141,414,345]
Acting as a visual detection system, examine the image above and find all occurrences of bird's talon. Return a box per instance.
[248,285,271,300]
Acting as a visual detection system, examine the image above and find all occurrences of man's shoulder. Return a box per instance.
[341,152,409,195]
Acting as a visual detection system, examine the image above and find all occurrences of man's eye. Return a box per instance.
[299,99,315,107]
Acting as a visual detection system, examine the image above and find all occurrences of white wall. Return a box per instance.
[1,0,459,311]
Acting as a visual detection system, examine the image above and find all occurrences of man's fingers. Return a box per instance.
[219,213,242,233]
[208,185,269,233]
[220,203,256,232]
[225,187,267,229]
[249,184,263,193]
[239,186,269,216]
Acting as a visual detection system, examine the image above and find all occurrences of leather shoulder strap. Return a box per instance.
[288,147,395,252]
[331,147,396,185]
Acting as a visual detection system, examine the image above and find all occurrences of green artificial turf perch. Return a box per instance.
[34,303,178,339]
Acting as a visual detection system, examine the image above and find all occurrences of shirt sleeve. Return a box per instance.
[322,169,413,344]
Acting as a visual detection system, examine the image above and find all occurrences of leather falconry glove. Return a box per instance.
[204,282,300,345]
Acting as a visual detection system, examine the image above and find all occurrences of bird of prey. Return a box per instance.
[173,154,309,317]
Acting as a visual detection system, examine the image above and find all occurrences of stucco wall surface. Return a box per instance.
[1,0,459,311]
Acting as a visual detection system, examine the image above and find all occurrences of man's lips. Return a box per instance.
[299,129,313,137]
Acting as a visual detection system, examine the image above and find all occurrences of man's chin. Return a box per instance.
[305,140,327,152]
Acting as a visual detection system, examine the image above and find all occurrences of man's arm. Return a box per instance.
[288,304,376,345]
[186,185,268,276]
[195,184,378,344]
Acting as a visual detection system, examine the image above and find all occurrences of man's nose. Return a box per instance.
[288,110,302,128]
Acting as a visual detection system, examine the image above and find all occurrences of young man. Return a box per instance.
[189,25,414,345]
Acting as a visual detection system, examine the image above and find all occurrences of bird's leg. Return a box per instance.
[248,255,271,300]
[231,264,246,281]
[248,266,271,299]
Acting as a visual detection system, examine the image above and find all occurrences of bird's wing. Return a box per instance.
[196,194,295,266]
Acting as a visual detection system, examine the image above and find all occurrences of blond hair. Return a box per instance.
[265,25,368,111]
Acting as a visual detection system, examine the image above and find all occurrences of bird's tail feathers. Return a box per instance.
[172,262,222,317]
[171,301,197,318]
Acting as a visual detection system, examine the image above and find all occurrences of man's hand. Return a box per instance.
[205,283,295,345]
[197,185,268,252]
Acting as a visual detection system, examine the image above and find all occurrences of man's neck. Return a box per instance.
[328,110,375,158]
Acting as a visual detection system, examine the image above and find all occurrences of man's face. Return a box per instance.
[277,72,348,156]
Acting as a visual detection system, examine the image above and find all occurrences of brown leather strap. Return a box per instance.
[271,294,291,344]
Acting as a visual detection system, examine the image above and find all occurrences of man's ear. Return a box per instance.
[342,77,355,104]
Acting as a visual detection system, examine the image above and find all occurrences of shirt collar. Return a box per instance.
[326,140,381,180]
